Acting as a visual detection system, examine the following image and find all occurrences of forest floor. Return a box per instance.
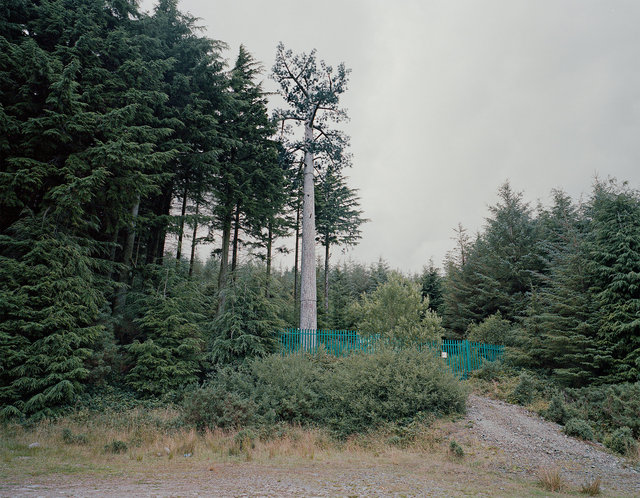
[1,394,639,497]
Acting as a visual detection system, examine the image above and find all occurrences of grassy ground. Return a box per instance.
[0,405,594,496]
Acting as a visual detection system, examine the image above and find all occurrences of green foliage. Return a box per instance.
[545,394,568,424]
[449,439,464,458]
[209,267,284,365]
[510,371,538,405]
[351,273,444,342]
[466,312,514,345]
[0,219,107,421]
[104,440,128,454]
[443,183,543,334]
[183,348,467,437]
[420,261,445,314]
[232,428,257,453]
[62,428,88,445]
[444,180,640,386]
[564,382,640,438]
[563,418,594,441]
[124,268,205,397]
[587,181,640,382]
[470,360,508,382]
[315,169,366,250]
[604,427,637,456]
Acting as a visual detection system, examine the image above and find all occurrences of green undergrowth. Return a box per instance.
[183,348,468,438]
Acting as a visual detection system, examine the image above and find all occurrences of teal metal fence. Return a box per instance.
[279,328,504,378]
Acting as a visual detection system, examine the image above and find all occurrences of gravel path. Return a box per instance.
[464,394,640,495]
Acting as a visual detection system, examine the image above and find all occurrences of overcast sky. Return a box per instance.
[142,0,640,273]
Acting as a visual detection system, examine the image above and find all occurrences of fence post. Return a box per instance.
[463,340,472,379]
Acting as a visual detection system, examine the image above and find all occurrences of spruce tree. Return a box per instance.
[0,219,107,420]
[124,267,205,396]
[208,266,284,365]
[315,169,367,314]
[587,181,640,382]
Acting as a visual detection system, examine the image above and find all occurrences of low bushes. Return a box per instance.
[563,418,594,441]
[183,348,468,437]
[564,383,640,439]
[604,427,638,456]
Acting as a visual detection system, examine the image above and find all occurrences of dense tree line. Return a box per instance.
[442,180,640,386]
[0,0,365,419]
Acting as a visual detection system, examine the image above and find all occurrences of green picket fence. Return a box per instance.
[279,328,504,378]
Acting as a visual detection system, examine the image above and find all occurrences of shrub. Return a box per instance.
[563,418,594,441]
[565,383,640,438]
[449,439,464,458]
[545,394,568,424]
[183,348,467,437]
[104,440,128,454]
[604,427,638,456]
[350,273,444,342]
[470,359,505,381]
[182,366,259,430]
[233,429,257,453]
[510,371,537,405]
[319,348,466,437]
[61,428,88,445]
[466,312,513,345]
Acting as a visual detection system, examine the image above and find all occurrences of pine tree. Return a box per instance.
[419,260,444,315]
[513,190,604,385]
[443,183,544,334]
[214,45,280,301]
[0,219,107,419]
[273,43,351,334]
[124,267,205,396]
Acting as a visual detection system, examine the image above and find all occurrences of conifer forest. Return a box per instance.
[1,0,639,469]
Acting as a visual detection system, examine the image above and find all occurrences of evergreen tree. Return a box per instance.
[513,191,603,385]
[273,43,351,333]
[0,219,107,419]
[208,266,284,365]
[419,260,444,315]
[124,267,206,396]
[587,181,640,382]
[213,45,280,300]
[315,169,367,314]
[443,183,544,334]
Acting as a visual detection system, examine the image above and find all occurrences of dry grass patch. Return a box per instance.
[538,466,565,492]
[0,409,468,476]
[580,477,601,496]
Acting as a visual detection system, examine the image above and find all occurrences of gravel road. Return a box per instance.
[464,394,640,495]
